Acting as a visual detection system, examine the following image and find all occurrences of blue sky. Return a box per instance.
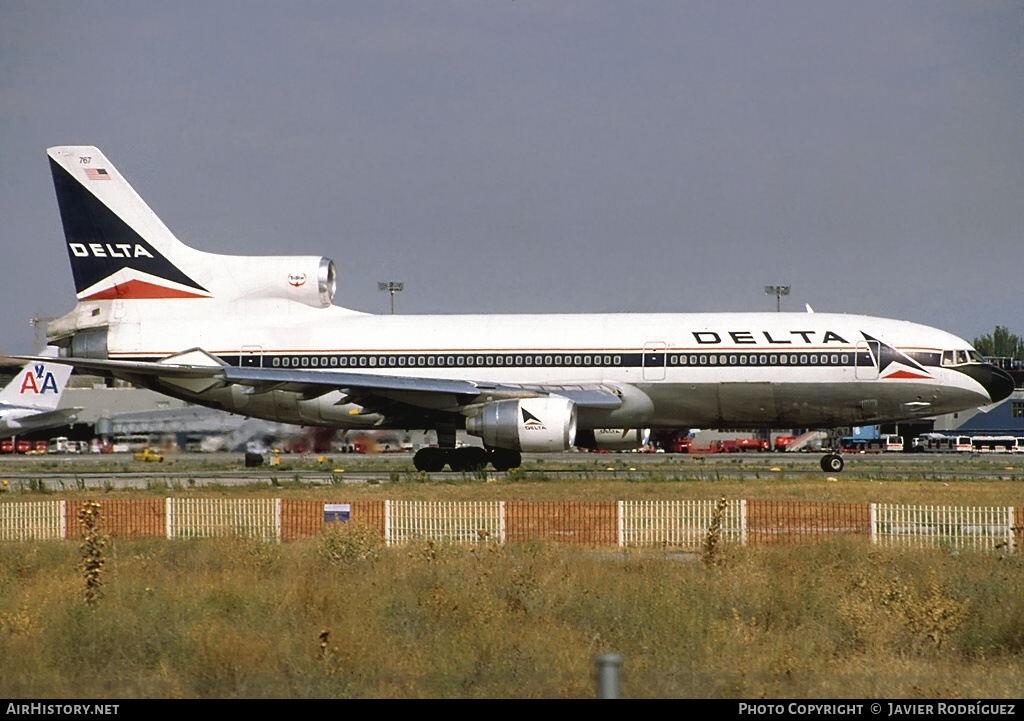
[2,1,1021,353]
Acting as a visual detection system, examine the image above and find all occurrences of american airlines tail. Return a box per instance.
[0,352,73,411]
[47,146,337,308]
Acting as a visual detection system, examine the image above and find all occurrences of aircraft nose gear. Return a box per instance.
[819,427,846,473]
[820,453,844,473]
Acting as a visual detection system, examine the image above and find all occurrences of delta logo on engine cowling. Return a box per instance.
[19,365,60,396]
[521,408,547,430]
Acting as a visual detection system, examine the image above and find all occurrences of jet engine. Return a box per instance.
[575,428,651,451]
[233,255,336,308]
[465,396,576,452]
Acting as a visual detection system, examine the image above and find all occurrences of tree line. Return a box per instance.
[972,326,1024,361]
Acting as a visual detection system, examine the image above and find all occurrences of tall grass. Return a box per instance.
[0,531,1022,698]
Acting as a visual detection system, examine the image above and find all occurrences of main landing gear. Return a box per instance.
[413,423,522,472]
[412,447,522,473]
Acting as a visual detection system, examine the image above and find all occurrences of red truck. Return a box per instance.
[717,438,769,453]
[773,435,797,452]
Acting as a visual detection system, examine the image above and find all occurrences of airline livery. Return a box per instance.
[0,350,80,434]
[34,146,1014,472]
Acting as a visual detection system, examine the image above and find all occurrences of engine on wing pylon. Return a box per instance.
[575,428,651,451]
[465,397,577,452]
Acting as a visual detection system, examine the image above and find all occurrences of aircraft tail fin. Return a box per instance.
[0,351,73,411]
[47,146,338,309]
[47,146,213,301]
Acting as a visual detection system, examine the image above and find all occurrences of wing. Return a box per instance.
[0,407,82,433]
[15,349,623,422]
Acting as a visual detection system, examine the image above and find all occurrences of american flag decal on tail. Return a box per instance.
[84,168,110,181]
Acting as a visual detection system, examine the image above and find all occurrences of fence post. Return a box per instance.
[59,500,67,540]
[617,500,624,548]
[1008,507,1015,553]
[739,499,747,547]
[384,499,392,547]
[869,503,877,545]
[165,497,173,540]
[595,653,622,699]
[275,498,282,544]
[498,500,506,545]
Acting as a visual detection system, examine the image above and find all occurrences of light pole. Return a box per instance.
[765,285,790,313]
[377,281,404,315]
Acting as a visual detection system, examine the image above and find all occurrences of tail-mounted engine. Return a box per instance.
[465,396,577,452]
[233,255,336,308]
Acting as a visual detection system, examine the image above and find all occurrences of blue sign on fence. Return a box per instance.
[323,503,351,524]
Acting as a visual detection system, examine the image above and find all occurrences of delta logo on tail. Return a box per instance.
[49,158,210,301]
[19,364,60,396]
[862,333,932,380]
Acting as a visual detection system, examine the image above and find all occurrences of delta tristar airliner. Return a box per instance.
[33,146,1014,472]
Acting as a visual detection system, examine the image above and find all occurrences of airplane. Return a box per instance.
[0,350,80,434]
[30,145,1015,473]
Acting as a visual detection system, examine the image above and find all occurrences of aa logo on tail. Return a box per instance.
[20,365,60,395]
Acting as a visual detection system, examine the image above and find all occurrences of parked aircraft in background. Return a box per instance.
[31,146,1014,472]
[0,351,80,433]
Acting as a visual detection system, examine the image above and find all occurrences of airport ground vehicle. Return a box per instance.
[840,434,904,453]
[911,433,1018,453]
[773,435,797,452]
[914,434,973,452]
[0,439,41,453]
[715,438,770,452]
[134,448,164,462]
[47,436,85,453]
[969,435,1017,453]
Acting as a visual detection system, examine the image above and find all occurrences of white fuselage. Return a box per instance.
[55,298,997,431]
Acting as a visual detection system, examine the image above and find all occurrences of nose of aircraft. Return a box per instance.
[979,364,1016,404]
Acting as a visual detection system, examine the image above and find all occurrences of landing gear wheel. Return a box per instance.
[413,448,447,473]
[489,448,522,472]
[450,447,489,472]
[820,453,844,473]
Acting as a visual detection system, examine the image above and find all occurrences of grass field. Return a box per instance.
[1,457,1023,699]
[0,533,1022,698]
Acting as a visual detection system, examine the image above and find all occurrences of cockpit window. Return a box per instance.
[942,349,981,366]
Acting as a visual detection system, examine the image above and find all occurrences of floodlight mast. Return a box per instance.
[765,285,790,313]
[378,281,404,315]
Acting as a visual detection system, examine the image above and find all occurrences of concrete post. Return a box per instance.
[595,653,622,699]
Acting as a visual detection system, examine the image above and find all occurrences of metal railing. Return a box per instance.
[0,498,1018,553]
